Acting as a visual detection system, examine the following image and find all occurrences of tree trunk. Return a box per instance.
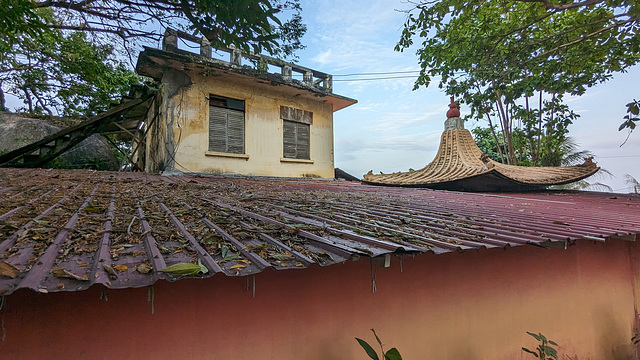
[0,83,5,111]
[485,111,505,163]
[495,92,516,165]
[536,91,543,166]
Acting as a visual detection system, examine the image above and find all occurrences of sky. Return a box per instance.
[294,0,640,193]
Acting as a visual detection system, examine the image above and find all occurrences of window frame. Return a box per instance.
[281,106,313,160]
[208,95,245,155]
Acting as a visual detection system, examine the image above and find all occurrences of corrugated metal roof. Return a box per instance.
[0,168,638,295]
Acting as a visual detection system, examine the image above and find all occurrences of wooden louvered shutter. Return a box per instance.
[283,121,310,160]
[209,106,245,154]
[226,109,244,154]
[281,106,311,160]
[283,120,297,159]
[209,106,227,152]
[296,123,310,160]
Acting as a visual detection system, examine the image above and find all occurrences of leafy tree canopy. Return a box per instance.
[1,0,306,117]
[397,0,640,164]
[398,0,639,95]
[2,0,305,59]
[1,23,140,117]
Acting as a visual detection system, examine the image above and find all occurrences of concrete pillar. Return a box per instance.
[200,37,211,58]
[282,65,292,80]
[324,75,333,91]
[303,71,313,85]
[162,29,178,51]
[231,49,242,65]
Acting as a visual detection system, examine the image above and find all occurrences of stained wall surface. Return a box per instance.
[144,68,336,178]
[2,240,639,360]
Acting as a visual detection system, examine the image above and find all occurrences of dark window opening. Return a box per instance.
[209,95,245,154]
[283,120,310,160]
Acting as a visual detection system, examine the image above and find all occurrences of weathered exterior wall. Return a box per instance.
[147,68,335,178]
[2,240,639,359]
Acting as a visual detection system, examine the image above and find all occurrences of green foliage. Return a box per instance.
[397,0,640,163]
[398,0,639,94]
[625,174,639,194]
[472,96,588,167]
[185,0,306,58]
[356,329,402,360]
[2,1,306,116]
[1,12,140,117]
[106,134,133,170]
[0,0,48,52]
[619,99,639,142]
[1,0,305,60]
[522,331,559,360]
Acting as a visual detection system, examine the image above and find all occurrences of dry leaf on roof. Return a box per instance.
[103,265,118,280]
[0,261,20,279]
[51,267,89,281]
[113,264,128,271]
[270,254,294,261]
[136,263,152,274]
[229,264,245,269]
[159,261,208,276]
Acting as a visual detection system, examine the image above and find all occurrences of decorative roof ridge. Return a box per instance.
[362,99,600,191]
[444,97,464,130]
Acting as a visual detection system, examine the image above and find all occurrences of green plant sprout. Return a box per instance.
[522,331,559,360]
[356,329,402,360]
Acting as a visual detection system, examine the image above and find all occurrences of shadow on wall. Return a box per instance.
[596,307,636,360]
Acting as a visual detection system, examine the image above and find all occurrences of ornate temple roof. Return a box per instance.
[362,99,600,192]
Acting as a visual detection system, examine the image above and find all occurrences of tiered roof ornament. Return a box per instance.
[362,97,599,192]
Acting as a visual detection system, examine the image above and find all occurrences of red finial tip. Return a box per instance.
[446,96,460,118]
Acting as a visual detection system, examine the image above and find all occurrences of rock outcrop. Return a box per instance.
[0,112,119,170]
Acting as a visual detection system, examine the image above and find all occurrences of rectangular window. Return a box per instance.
[209,95,245,154]
[283,120,310,160]
[281,106,312,160]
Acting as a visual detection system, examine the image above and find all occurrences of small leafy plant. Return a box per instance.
[356,329,402,360]
[620,99,639,132]
[522,331,559,360]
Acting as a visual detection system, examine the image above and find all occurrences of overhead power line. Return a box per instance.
[332,70,421,77]
[598,155,640,158]
[334,75,420,82]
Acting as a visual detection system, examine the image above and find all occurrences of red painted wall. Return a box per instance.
[2,240,639,359]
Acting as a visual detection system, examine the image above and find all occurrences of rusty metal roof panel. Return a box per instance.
[1,168,639,295]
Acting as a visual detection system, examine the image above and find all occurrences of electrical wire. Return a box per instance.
[597,155,640,158]
[333,70,421,77]
[334,75,420,82]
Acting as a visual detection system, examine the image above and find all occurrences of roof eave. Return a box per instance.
[135,47,357,112]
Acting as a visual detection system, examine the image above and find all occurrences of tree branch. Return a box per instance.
[517,0,607,11]
[524,18,634,63]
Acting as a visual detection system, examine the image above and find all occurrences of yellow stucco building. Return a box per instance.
[133,30,356,178]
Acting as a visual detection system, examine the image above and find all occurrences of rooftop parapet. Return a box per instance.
[162,29,333,92]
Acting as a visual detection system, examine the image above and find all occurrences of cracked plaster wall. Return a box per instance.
[145,67,335,177]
